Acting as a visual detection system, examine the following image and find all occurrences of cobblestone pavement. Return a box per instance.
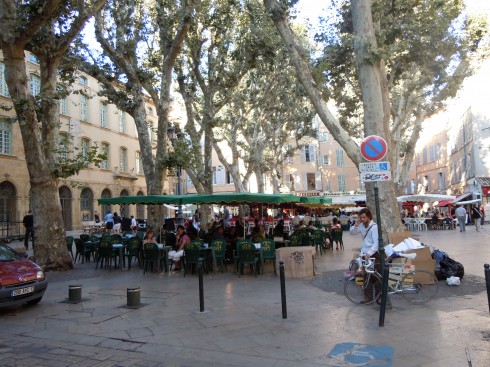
[1,226,490,366]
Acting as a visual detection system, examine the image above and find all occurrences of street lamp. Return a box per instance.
[167,124,184,226]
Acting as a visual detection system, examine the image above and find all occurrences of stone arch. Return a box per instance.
[80,187,94,221]
[136,190,145,219]
[59,185,72,230]
[0,181,17,222]
[120,189,129,217]
[101,188,112,217]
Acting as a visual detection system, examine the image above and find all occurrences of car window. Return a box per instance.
[0,245,21,261]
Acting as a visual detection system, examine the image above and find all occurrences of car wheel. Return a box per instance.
[26,297,43,305]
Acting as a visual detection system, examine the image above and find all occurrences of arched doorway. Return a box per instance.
[101,189,112,217]
[120,189,129,217]
[59,185,72,230]
[0,181,16,222]
[80,187,94,221]
[136,190,145,219]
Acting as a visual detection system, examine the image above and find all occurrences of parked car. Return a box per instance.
[0,244,48,307]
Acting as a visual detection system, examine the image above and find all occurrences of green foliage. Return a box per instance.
[53,143,108,179]
[313,0,479,137]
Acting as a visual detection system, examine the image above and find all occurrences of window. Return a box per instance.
[120,147,127,172]
[422,148,428,164]
[226,170,234,184]
[30,74,41,96]
[58,134,69,161]
[306,172,316,190]
[0,120,12,155]
[436,143,442,160]
[29,54,39,64]
[80,94,88,121]
[81,138,90,163]
[80,188,93,213]
[301,144,316,163]
[101,143,109,169]
[0,63,9,97]
[212,166,217,184]
[79,76,88,85]
[135,151,141,174]
[100,103,107,128]
[325,179,331,192]
[119,111,126,133]
[437,172,445,190]
[318,132,328,142]
[322,155,329,166]
[423,175,430,192]
[336,149,344,167]
[59,98,67,115]
[285,173,295,191]
[429,145,435,162]
[147,121,153,142]
[338,174,346,192]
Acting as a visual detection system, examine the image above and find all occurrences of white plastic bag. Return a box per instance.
[446,276,461,286]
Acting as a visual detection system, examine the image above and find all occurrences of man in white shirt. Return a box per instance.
[350,208,380,304]
[455,205,467,232]
[130,215,137,231]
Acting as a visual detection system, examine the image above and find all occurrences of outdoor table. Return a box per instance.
[112,243,125,269]
[157,243,172,272]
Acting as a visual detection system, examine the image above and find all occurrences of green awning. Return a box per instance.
[298,196,333,205]
[98,192,302,206]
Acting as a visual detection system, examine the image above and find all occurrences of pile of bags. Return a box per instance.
[432,249,464,282]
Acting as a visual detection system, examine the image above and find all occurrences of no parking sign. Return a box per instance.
[360,135,387,161]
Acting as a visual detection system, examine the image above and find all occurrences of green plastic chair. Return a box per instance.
[65,236,74,260]
[234,239,253,273]
[210,239,227,273]
[183,242,204,277]
[74,238,92,264]
[312,230,325,256]
[330,228,344,250]
[95,240,117,270]
[124,237,142,270]
[260,238,276,275]
[237,241,259,277]
[288,234,301,247]
[143,242,164,274]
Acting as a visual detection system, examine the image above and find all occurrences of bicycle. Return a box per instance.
[344,253,439,304]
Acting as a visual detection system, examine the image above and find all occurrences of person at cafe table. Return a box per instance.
[168,225,190,271]
[143,230,158,245]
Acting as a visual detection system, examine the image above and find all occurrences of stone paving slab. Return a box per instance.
[2,227,490,366]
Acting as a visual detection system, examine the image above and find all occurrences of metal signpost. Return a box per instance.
[359,135,391,327]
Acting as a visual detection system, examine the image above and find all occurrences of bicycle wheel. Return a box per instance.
[400,270,439,303]
[344,272,381,304]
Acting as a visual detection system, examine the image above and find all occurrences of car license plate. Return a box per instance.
[11,286,35,297]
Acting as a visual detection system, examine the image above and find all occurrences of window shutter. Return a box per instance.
[300,147,306,163]
[315,172,322,190]
[301,173,307,190]
[216,166,226,184]
[309,144,316,163]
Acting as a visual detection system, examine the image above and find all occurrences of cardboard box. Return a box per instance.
[405,246,435,284]
[387,231,411,246]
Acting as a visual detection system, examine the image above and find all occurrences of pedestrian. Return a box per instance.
[23,210,34,250]
[349,207,380,304]
[112,212,121,233]
[455,204,467,232]
[130,215,137,231]
[480,205,485,226]
[471,205,483,232]
[94,211,100,223]
[104,211,113,232]
[168,225,190,271]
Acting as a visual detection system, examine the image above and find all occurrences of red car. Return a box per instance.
[0,244,48,307]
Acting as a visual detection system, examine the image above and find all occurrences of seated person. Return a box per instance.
[168,225,190,271]
[143,230,157,244]
[273,219,285,238]
[251,218,266,242]
[308,220,317,230]
[186,224,200,240]
[211,224,226,242]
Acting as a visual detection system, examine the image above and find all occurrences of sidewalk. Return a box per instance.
[1,226,489,366]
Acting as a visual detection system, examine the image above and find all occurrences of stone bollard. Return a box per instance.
[68,285,82,303]
[127,287,141,308]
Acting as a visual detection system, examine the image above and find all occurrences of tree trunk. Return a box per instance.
[351,0,403,233]
[2,46,72,270]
